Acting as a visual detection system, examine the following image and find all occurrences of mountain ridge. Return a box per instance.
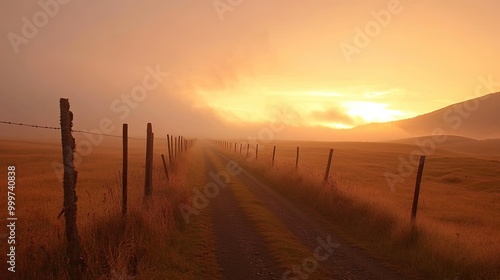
[350,92,500,140]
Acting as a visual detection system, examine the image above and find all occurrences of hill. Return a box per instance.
[352,92,500,140]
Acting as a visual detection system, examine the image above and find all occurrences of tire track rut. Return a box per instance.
[205,150,280,280]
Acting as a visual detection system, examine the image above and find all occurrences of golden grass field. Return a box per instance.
[0,137,215,279]
[229,137,500,279]
[0,136,499,279]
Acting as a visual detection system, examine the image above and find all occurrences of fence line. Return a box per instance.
[0,120,164,140]
[214,139,430,222]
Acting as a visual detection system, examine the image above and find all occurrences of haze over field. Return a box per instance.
[2,2,500,279]
[1,0,499,141]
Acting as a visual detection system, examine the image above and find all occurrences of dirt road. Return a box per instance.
[203,144,417,280]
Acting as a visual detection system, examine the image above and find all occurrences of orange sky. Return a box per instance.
[1,0,499,140]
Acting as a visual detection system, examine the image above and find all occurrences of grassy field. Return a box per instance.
[224,137,500,279]
[1,136,499,279]
[0,137,219,279]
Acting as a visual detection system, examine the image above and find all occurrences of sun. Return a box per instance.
[343,101,404,123]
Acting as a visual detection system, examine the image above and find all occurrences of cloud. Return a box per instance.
[310,107,355,125]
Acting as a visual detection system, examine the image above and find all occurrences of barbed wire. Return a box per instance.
[0,120,167,140]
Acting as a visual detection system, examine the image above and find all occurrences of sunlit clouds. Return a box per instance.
[0,0,499,140]
[197,80,410,129]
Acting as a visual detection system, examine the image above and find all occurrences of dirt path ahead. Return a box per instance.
[204,144,417,280]
[205,151,281,280]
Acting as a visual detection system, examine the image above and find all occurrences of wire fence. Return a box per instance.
[0,120,166,140]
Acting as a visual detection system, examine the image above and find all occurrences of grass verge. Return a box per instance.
[221,148,500,280]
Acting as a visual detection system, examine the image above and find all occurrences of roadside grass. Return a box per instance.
[0,139,219,279]
[206,149,333,279]
[158,144,221,279]
[219,142,500,280]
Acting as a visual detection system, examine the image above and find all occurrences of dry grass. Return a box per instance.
[224,139,500,280]
[2,136,498,279]
[0,138,213,279]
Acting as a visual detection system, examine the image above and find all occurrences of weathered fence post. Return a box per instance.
[122,124,128,215]
[295,147,300,171]
[255,144,259,160]
[272,146,276,167]
[239,143,242,155]
[234,142,237,153]
[174,136,178,158]
[324,149,334,182]
[59,98,83,279]
[170,135,174,160]
[178,136,182,155]
[167,134,172,166]
[144,123,153,198]
[247,143,250,157]
[161,154,169,180]
[411,156,426,221]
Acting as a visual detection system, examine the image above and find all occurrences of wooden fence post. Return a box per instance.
[144,123,153,198]
[324,149,334,182]
[272,146,276,167]
[161,154,169,180]
[167,134,172,166]
[240,143,242,155]
[174,137,178,159]
[411,156,426,221]
[170,135,174,160]
[59,98,83,279]
[179,136,182,154]
[122,124,128,215]
[247,143,250,156]
[295,147,300,171]
[256,144,259,160]
[234,143,237,153]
